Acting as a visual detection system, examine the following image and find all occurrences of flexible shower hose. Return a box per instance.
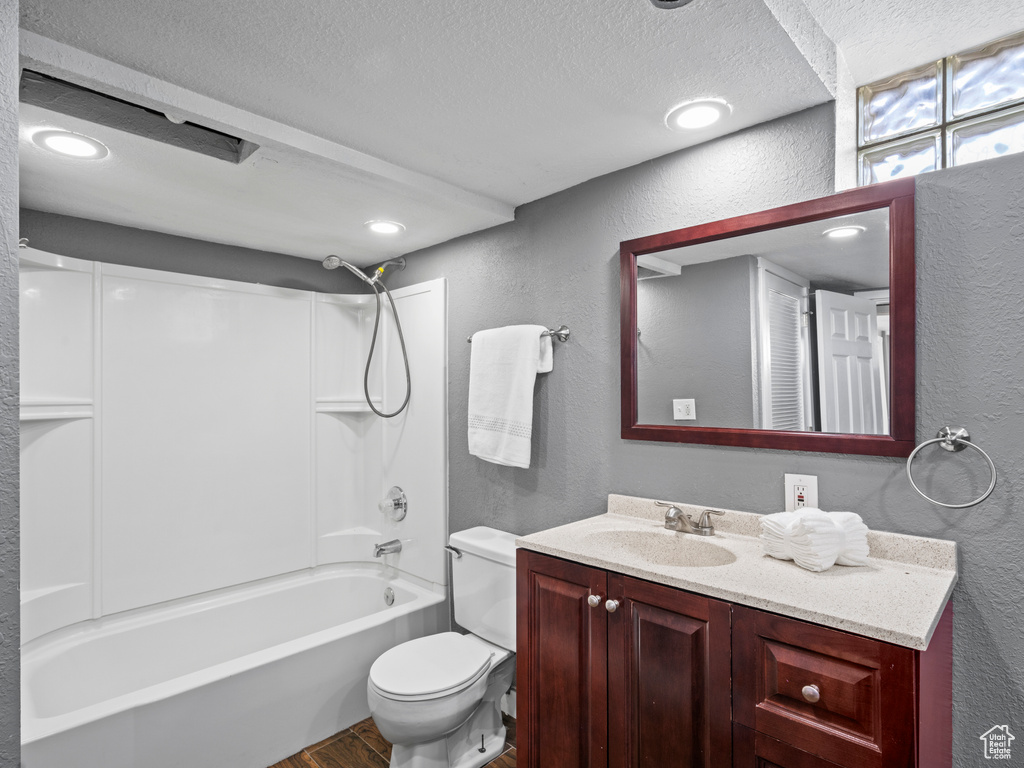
[363,281,411,418]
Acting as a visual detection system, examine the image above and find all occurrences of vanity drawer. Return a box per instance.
[733,606,916,768]
[734,724,847,768]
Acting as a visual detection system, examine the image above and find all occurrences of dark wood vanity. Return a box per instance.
[516,548,952,768]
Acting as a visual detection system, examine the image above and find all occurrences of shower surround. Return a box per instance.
[19,248,449,767]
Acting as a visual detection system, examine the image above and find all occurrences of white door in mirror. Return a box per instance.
[673,399,696,420]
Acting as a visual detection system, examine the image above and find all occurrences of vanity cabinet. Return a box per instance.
[516,549,732,768]
[517,549,952,768]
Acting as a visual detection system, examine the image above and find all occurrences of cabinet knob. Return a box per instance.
[587,594,602,608]
[801,684,820,703]
[605,599,620,613]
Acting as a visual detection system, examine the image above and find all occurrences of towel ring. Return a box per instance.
[906,426,997,509]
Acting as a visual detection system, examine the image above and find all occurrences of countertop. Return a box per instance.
[516,494,957,650]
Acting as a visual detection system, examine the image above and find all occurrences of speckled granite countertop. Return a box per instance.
[516,494,957,650]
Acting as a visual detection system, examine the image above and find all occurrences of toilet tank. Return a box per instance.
[449,527,518,652]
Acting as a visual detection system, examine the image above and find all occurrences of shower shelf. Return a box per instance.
[315,399,384,413]
[20,402,94,422]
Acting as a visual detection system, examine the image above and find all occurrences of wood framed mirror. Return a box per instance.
[620,178,915,456]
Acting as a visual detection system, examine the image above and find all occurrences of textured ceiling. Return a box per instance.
[15,0,1024,262]
[802,0,1024,84]
[19,0,831,203]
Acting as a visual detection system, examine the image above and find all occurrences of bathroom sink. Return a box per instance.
[581,529,737,568]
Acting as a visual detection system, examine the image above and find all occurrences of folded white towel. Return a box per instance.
[468,325,553,469]
[830,511,870,566]
[789,511,844,572]
[759,511,800,560]
[760,508,871,572]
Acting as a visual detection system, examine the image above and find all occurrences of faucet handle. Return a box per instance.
[696,509,725,529]
[656,501,695,532]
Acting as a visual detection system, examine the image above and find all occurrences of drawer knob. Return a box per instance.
[605,599,620,613]
[801,684,821,703]
[587,594,602,608]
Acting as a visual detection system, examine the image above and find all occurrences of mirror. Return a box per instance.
[620,179,916,456]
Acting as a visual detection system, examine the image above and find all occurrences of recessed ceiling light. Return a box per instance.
[823,225,866,239]
[364,220,406,235]
[665,99,732,131]
[33,130,109,159]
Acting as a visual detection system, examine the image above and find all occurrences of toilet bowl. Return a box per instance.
[367,527,517,768]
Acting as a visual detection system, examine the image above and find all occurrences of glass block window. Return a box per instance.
[859,62,942,145]
[857,30,1024,185]
[860,132,941,184]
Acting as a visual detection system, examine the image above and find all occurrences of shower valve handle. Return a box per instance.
[379,486,408,521]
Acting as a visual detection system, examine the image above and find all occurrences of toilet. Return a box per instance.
[367,526,517,768]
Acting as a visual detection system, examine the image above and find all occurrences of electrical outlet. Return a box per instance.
[784,474,818,511]
[794,484,809,508]
[672,398,696,421]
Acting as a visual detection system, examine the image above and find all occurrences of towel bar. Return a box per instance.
[467,324,570,343]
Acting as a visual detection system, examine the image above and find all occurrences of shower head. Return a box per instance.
[322,255,376,285]
[322,255,406,286]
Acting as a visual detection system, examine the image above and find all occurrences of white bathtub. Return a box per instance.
[22,564,448,768]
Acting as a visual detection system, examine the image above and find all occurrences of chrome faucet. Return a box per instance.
[374,539,403,557]
[655,502,724,537]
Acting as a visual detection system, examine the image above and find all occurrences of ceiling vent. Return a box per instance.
[20,70,259,164]
[648,0,695,8]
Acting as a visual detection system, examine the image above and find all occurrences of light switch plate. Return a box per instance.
[673,398,696,420]
[784,473,818,511]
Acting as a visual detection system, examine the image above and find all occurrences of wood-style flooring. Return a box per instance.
[268,714,516,768]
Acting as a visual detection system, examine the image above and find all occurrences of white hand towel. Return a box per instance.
[830,511,870,566]
[759,511,800,560]
[789,510,844,572]
[468,325,553,469]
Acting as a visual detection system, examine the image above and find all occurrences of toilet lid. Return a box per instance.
[369,632,493,698]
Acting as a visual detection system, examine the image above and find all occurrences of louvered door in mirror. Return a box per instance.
[620,178,916,456]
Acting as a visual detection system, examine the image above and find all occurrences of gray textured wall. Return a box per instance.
[386,103,837,532]
[0,0,18,762]
[18,210,364,294]
[387,103,1024,761]
[637,255,755,427]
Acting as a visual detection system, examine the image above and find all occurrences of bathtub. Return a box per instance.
[22,564,448,768]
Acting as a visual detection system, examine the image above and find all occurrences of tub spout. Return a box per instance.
[374,539,402,557]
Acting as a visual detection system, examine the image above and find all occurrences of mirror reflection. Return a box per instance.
[636,208,891,435]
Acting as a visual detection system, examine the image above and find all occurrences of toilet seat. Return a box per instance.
[369,632,494,702]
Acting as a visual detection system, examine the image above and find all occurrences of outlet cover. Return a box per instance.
[673,398,696,420]
[784,473,818,511]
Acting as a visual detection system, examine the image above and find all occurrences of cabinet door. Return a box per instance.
[517,550,609,768]
[606,574,732,768]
